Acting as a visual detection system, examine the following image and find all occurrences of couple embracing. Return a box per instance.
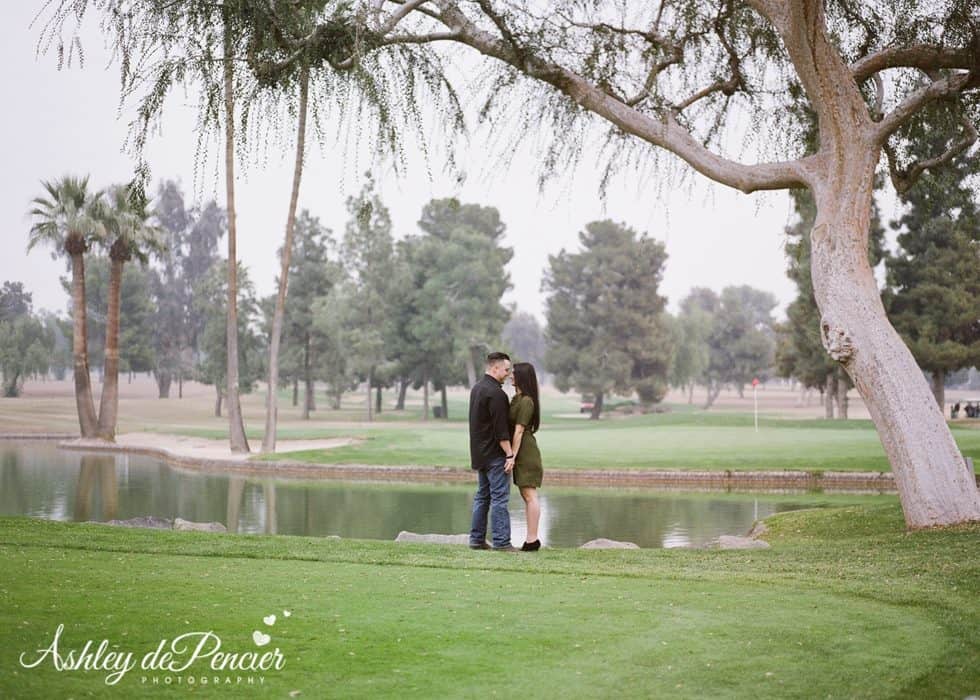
[468,351,543,552]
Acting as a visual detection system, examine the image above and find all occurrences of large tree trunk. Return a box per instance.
[396,378,409,410]
[441,385,448,420]
[3,371,21,397]
[366,367,374,422]
[97,250,126,441]
[931,370,945,413]
[422,372,429,421]
[214,385,223,418]
[262,64,310,453]
[305,377,316,412]
[178,373,183,399]
[68,247,98,437]
[376,385,382,414]
[222,15,249,454]
[589,390,604,420]
[301,336,312,421]
[155,370,172,398]
[702,381,722,410]
[835,372,849,420]
[687,382,694,405]
[824,372,836,420]
[465,346,479,388]
[810,162,980,527]
[292,377,299,407]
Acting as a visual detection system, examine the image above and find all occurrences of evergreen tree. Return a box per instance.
[0,283,54,397]
[281,210,341,418]
[340,176,397,421]
[149,182,226,398]
[0,282,33,320]
[194,261,263,417]
[415,198,513,388]
[385,198,513,419]
[544,220,673,419]
[502,311,547,382]
[669,303,712,405]
[884,148,980,410]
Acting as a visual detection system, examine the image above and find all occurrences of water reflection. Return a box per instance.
[74,455,118,521]
[0,441,896,548]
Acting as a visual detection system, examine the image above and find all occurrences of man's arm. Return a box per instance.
[490,391,516,473]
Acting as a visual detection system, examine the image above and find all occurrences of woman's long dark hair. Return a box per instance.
[512,362,540,433]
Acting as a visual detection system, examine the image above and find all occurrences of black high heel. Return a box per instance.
[521,540,541,551]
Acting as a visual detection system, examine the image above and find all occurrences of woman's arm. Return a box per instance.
[512,424,525,458]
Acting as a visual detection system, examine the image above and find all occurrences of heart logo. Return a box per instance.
[263,614,277,626]
[283,610,292,618]
[253,631,271,647]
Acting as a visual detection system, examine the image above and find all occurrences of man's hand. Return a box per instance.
[504,456,516,473]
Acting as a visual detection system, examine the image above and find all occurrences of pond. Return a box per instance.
[0,441,896,548]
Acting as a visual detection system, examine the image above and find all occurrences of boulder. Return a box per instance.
[173,518,227,533]
[99,517,173,530]
[579,538,640,549]
[718,535,770,550]
[395,531,469,545]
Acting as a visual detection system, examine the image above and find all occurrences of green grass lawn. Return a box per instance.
[260,411,980,473]
[0,505,977,698]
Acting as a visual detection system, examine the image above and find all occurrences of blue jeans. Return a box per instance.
[469,457,511,548]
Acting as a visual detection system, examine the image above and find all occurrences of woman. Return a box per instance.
[509,362,543,551]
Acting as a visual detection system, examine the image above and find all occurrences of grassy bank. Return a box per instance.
[1,506,978,698]
[260,412,980,472]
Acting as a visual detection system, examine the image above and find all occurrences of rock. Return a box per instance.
[98,517,173,530]
[579,538,640,549]
[394,531,469,545]
[173,518,227,533]
[718,535,770,550]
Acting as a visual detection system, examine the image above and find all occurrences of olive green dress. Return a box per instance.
[509,394,543,488]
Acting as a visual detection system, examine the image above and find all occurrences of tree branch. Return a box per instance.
[376,0,433,36]
[852,45,975,84]
[873,71,974,145]
[884,117,979,195]
[382,31,460,46]
[672,1,745,113]
[423,0,809,193]
[624,48,683,107]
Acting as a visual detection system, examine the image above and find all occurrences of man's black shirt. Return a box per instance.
[469,373,510,470]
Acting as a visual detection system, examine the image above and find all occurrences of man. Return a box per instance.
[468,351,518,551]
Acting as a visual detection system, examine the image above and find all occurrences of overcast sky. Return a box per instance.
[1,4,903,324]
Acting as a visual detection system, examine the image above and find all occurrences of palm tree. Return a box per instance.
[28,176,104,438]
[94,186,163,441]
